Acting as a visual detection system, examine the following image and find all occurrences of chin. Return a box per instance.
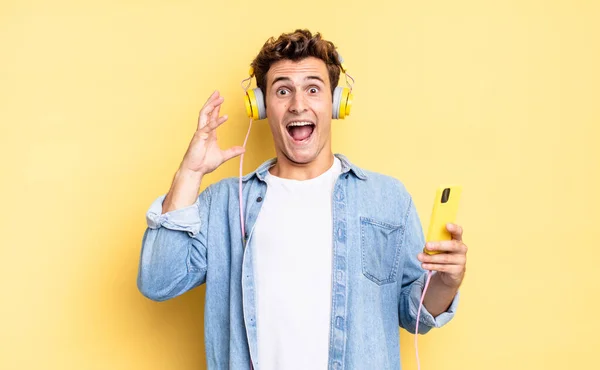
[284,146,321,165]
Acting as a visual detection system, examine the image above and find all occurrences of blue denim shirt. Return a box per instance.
[138,153,458,370]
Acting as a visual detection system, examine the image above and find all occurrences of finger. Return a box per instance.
[210,96,222,123]
[424,240,467,254]
[446,223,463,242]
[198,95,224,130]
[192,131,210,141]
[200,114,229,133]
[421,263,464,274]
[200,90,221,119]
[418,252,466,265]
[221,146,246,162]
[202,90,220,107]
[198,96,224,129]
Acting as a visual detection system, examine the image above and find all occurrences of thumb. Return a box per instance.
[222,146,246,162]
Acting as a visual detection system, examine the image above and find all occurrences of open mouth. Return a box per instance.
[286,121,315,143]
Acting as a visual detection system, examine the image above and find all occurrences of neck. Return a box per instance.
[270,152,335,180]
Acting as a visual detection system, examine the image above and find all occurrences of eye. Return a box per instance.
[277,88,290,96]
[308,87,319,94]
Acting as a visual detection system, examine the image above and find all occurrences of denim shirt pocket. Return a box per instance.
[360,217,403,285]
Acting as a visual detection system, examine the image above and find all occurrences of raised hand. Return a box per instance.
[180,90,245,175]
[161,91,244,214]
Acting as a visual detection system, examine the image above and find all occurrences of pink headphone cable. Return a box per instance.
[415,269,433,370]
[239,117,254,245]
[238,117,255,370]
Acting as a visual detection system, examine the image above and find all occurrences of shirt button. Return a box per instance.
[256,196,263,202]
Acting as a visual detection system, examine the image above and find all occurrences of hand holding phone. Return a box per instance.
[415,185,464,370]
[424,185,462,255]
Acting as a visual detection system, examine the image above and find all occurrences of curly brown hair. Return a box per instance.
[250,29,343,97]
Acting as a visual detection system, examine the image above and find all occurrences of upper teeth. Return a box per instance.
[287,121,313,127]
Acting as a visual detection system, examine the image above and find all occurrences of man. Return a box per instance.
[138,29,468,370]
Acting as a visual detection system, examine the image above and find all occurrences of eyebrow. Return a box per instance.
[271,75,325,86]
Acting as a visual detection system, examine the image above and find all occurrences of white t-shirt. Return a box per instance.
[252,157,342,370]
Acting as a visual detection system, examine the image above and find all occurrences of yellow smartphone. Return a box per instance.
[424,185,462,255]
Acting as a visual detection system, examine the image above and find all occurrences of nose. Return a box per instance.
[289,92,308,114]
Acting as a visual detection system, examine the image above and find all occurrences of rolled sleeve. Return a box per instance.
[146,195,201,237]
[407,272,460,329]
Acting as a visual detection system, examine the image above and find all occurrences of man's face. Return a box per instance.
[265,57,333,165]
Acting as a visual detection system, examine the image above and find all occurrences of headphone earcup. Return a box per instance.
[332,86,353,119]
[244,88,267,120]
[332,87,342,119]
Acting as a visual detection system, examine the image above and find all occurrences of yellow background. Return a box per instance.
[1,0,598,369]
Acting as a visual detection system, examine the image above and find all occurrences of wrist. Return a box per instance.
[161,168,204,214]
[176,166,206,180]
[433,270,462,291]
